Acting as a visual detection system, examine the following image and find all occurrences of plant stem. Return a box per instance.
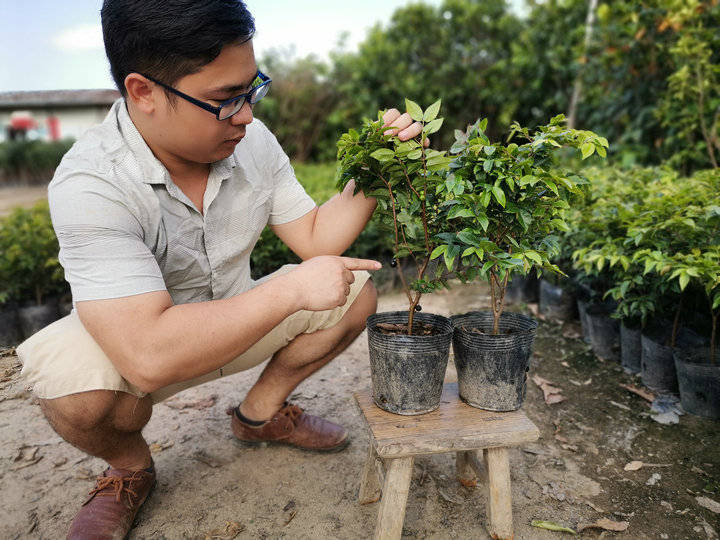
[711,312,717,365]
[671,295,683,348]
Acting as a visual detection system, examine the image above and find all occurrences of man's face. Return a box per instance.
[152,40,258,165]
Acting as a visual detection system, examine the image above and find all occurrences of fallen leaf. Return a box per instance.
[12,456,43,470]
[697,496,720,514]
[53,457,68,467]
[562,324,582,339]
[527,303,539,317]
[531,520,576,534]
[585,500,605,512]
[149,441,174,453]
[555,434,569,443]
[578,518,629,532]
[192,450,221,468]
[438,488,464,504]
[610,400,631,411]
[646,473,661,486]
[75,467,96,479]
[619,383,655,403]
[204,520,244,540]
[165,394,217,410]
[583,378,592,385]
[624,461,643,471]
[561,361,570,368]
[532,374,566,405]
[561,444,578,452]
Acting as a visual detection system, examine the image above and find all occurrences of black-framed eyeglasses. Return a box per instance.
[140,70,272,121]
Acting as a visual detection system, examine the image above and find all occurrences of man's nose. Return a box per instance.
[230,100,253,125]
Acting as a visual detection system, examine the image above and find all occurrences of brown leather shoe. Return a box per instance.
[228,402,350,452]
[67,465,156,539]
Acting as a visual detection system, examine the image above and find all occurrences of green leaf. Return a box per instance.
[491,186,506,207]
[370,148,395,162]
[407,149,422,160]
[448,206,474,219]
[424,118,444,135]
[477,214,489,231]
[405,99,424,122]
[423,99,441,122]
[525,250,543,264]
[483,159,494,172]
[581,142,595,159]
[531,521,576,535]
[679,272,690,291]
[430,245,447,260]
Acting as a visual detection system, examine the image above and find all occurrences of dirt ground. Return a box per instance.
[1,282,719,539]
[0,186,47,217]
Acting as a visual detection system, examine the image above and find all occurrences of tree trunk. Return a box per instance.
[567,0,599,129]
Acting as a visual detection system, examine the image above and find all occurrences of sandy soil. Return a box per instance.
[1,282,719,539]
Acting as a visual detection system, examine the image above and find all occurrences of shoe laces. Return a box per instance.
[279,403,304,424]
[87,473,141,506]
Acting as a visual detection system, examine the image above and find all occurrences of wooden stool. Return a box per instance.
[355,382,539,540]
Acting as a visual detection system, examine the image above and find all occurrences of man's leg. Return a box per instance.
[239,279,377,421]
[39,390,153,471]
[38,391,155,539]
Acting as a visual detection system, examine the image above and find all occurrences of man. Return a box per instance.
[17,1,426,538]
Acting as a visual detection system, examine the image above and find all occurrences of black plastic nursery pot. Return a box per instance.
[674,348,720,419]
[18,299,60,339]
[0,302,22,347]
[367,311,453,415]
[450,311,538,412]
[505,274,539,305]
[576,299,592,344]
[539,279,575,321]
[640,326,678,395]
[620,323,642,374]
[586,304,620,361]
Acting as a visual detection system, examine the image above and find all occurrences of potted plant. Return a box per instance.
[0,202,66,339]
[431,114,608,410]
[337,99,456,415]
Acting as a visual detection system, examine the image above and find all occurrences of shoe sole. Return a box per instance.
[233,435,351,453]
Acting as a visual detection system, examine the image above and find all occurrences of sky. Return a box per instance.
[0,0,461,93]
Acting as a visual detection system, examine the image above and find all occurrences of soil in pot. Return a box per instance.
[620,322,642,374]
[367,311,453,415]
[18,298,60,339]
[0,302,22,347]
[586,304,620,361]
[674,347,720,419]
[539,279,575,321]
[450,311,538,412]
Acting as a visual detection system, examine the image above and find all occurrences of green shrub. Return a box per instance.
[0,201,67,305]
[0,139,74,185]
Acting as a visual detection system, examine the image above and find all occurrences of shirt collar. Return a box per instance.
[115,99,237,186]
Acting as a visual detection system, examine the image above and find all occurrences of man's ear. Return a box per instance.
[124,73,157,115]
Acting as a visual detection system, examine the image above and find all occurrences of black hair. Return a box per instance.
[101,0,255,97]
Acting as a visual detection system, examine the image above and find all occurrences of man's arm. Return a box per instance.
[76,256,380,394]
[271,108,426,259]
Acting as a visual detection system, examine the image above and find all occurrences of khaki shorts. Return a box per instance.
[17,266,370,403]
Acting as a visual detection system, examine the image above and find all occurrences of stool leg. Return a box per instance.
[359,445,382,504]
[456,450,486,487]
[374,457,414,540]
[484,447,513,540]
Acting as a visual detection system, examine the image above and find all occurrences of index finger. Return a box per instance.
[340,257,383,271]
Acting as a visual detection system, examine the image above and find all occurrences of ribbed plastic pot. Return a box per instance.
[674,348,719,419]
[620,323,642,374]
[586,304,620,361]
[577,299,592,344]
[539,280,575,321]
[450,311,538,411]
[0,303,21,347]
[640,327,678,395]
[367,311,453,415]
[18,300,60,339]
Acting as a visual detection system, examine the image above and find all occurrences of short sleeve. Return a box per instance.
[49,174,167,302]
[254,122,316,225]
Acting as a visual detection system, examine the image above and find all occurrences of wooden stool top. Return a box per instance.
[355,382,539,459]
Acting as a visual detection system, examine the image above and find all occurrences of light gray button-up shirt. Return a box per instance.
[49,99,316,305]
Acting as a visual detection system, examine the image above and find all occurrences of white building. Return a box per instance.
[0,89,120,143]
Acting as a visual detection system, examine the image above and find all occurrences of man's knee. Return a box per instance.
[345,278,378,332]
[40,390,151,433]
